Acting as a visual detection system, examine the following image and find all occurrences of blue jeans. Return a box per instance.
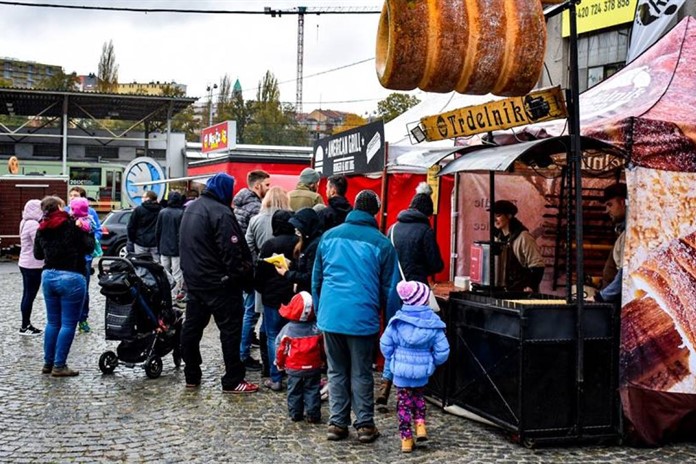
[42,270,86,368]
[287,373,321,420]
[263,305,287,383]
[20,267,42,328]
[323,332,377,429]
[239,292,259,360]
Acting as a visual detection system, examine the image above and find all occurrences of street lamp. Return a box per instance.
[206,83,218,126]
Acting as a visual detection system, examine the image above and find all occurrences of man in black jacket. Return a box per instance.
[179,173,258,394]
[127,190,162,262]
[318,175,352,232]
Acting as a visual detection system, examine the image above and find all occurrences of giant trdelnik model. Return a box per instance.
[375,0,547,96]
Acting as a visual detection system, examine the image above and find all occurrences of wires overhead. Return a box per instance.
[0,1,380,15]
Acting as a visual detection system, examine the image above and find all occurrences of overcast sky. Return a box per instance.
[0,0,419,115]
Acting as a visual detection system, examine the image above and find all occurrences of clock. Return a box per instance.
[123,157,166,207]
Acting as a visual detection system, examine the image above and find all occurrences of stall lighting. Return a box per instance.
[410,124,427,144]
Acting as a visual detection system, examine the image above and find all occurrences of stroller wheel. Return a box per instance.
[144,356,163,379]
[99,351,118,374]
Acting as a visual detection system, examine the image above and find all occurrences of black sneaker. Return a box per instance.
[250,333,261,348]
[243,357,262,371]
[19,325,43,336]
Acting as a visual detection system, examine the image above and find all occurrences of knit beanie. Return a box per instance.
[299,168,320,185]
[69,197,90,218]
[409,182,434,217]
[397,280,431,306]
[354,190,381,216]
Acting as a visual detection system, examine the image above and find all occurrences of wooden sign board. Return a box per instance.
[420,86,568,142]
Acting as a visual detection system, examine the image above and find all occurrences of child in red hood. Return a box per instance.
[276,291,325,423]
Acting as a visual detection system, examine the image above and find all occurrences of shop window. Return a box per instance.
[32,144,61,158]
[85,146,120,159]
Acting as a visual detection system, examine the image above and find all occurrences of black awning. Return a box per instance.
[0,87,196,122]
[438,136,624,175]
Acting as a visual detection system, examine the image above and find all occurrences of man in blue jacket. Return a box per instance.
[179,173,258,394]
[312,189,401,444]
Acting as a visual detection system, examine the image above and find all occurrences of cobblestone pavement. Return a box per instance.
[1,261,695,463]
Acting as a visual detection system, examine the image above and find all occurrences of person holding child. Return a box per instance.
[275,291,325,423]
[380,280,450,453]
[34,196,95,376]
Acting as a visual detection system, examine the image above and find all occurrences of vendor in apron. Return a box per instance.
[489,200,545,293]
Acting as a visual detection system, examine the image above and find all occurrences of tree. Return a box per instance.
[244,70,308,146]
[171,106,199,142]
[332,113,367,134]
[97,40,119,92]
[37,69,79,91]
[216,76,253,144]
[377,93,420,123]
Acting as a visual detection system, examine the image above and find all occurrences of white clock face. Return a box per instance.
[123,157,166,207]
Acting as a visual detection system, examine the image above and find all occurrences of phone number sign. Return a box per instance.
[562,0,637,37]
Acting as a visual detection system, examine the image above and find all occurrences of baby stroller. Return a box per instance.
[97,255,183,379]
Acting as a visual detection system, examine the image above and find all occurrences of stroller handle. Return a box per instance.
[98,256,137,276]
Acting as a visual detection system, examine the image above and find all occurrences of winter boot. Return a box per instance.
[415,420,428,442]
[376,379,392,405]
[401,437,414,453]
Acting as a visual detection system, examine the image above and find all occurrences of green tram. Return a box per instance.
[16,160,126,213]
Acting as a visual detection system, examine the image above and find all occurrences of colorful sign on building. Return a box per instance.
[313,120,385,177]
[562,0,638,37]
[201,121,237,154]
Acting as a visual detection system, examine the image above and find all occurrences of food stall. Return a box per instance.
[424,135,625,446]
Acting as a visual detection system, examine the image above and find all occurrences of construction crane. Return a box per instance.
[264,6,380,114]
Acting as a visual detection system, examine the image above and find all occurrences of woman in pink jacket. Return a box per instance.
[19,199,44,335]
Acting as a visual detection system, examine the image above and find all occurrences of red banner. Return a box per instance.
[201,121,236,154]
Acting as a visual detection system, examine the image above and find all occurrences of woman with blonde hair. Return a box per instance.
[244,185,290,376]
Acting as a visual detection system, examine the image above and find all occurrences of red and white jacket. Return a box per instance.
[275,292,325,375]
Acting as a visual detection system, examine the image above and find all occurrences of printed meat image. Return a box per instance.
[626,230,696,392]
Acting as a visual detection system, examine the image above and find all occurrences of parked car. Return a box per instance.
[100,209,133,258]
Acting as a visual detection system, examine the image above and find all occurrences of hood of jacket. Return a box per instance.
[204,173,235,205]
[141,200,163,214]
[272,209,295,236]
[396,208,431,225]
[328,195,352,214]
[289,207,322,241]
[279,291,315,322]
[389,305,446,344]
[22,199,43,222]
[344,209,378,228]
[167,191,184,208]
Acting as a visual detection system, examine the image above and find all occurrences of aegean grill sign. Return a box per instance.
[313,120,385,176]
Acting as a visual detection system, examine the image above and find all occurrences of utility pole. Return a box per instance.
[206,83,218,126]
[264,6,379,115]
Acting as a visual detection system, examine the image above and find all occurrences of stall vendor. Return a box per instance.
[595,183,626,303]
[490,200,545,292]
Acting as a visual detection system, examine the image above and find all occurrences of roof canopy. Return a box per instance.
[0,87,196,122]
[439,136,624,175]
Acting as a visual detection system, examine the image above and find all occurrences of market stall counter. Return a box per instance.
[429,290,621,446]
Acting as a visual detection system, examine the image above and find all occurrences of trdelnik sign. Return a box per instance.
[313,120,385,177]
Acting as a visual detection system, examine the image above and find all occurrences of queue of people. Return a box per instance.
[16,169,457,454]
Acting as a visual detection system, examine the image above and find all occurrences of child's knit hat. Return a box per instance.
[396,280,431,306]
[70,197,90,218]
[279,291,315,322]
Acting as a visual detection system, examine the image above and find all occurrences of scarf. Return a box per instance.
[39,210,69,231]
